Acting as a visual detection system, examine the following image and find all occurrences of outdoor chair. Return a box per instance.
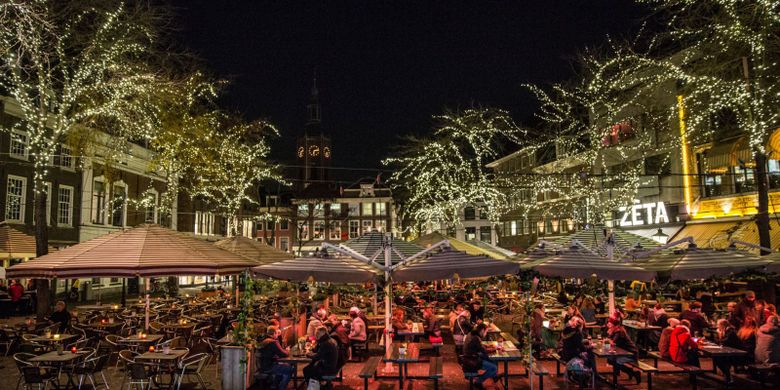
[18,342,47,355]
[1,327,18,355]
[75,354,110,390]
[21,365,56,390]
[127,363,154,390]
[160,336,186,349]
[14,352,36,390]
[175,352,210,389]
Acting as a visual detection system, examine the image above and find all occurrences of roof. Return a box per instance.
[214,236,294,265]
[6,224,259,278]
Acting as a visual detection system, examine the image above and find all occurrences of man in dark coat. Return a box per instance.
[255,326,292,390]
[303,326,340,382]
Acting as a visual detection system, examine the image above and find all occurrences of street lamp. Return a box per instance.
[652,228,669,244]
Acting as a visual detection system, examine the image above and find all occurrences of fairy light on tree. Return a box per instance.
[0,0,163,318]
[384,108,526,232]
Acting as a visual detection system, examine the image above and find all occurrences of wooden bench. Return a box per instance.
[464,371,481,390]
[358,356,382,390]
[428,356,443,390]
[525,360,550,390]
[647,351,704,389]
[625,360,659,390]
[549,352,567,376]
[747,363,780,387]
[319,368,343,389]
[500,331,519,346]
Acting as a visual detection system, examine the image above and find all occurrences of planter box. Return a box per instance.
[220,345,254,390]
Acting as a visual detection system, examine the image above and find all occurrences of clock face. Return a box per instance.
[309,145,320,157]
[323,146,331,158]
[297,146,304,158]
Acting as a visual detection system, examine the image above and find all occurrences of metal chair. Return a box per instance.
[127,363,153,390]
[75,354,110,390]
[175,353,210,389]
[21,366,56,390]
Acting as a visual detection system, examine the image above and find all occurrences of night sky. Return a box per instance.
[169,1,648,177]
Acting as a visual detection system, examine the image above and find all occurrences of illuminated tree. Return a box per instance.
[384,108,525,231]
[0,0,161,317]
[190,117,284,236]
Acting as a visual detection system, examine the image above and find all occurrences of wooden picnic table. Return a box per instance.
[623,320,662,352]
[383,342,421,388]
[591,342,635,388]
[485,340,523,389]
[395,322,425,338]
[277,353,312,388]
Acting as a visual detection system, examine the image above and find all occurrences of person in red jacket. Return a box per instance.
[8,280,23,302]
[669,320,700,366]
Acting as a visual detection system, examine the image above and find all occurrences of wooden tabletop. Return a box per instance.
[136,349,188,361]
[395,323,425,336]
[484,341,522,361]
[28,334,79,343]
[623,321,662,330]
[591,343,634,358]
[122,334,164,343]
[29,350,87,363]
[384,342,420,363]
[699,343,748,358]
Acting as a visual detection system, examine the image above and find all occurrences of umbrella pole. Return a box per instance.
[607,242,615,317]
[121,278,126,308]
[234,275,239,307]
[383,234,393,372]
[144,277,150,331]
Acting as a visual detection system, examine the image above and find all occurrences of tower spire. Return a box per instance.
[306,76,321,127]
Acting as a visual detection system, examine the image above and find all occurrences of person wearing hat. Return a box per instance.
[468,300,485,324]
[348,307,367,358]
[606,317,641,384]
[679,301,709,336]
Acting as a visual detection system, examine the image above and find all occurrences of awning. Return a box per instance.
[637,246,771,280]
[674,220,780,253]
[531,246,655,281]
[704,137,751,170]
[0,225,55,259]
[391,247,519,282]
[252,254,382,283]
[6,224,259,278]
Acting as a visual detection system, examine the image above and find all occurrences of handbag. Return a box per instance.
[307,379,320,390]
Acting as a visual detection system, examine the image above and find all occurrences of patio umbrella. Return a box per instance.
[531,246,656,281]
[551,226,665,258]
[252,252,383,283]
[344,231,423,264]
[7,224,260,330]
[215,235,294,265]
[636,244,772,280]
[412,232,510,260]
[390,247,520,282]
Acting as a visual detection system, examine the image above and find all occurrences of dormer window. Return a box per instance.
[359,183,375,197]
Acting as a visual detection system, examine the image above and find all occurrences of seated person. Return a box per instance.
[606,317,641,384]
[468,301,485,324]
[669,320,700,367]
[47,300,71,333]
[679,301,709,336]
[755,316,780,365]
[423,306,442,343]
[391,308,409,334]
[256,326,293,390]
[658,318,680,359]
[303,326,340,382]
[463,323,499,388]
[306,308,327,341]
[559,316,586,362]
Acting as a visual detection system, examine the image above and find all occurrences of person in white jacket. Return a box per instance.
[348,307,368,360]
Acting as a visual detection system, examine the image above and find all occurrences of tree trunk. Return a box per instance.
[755,149,772,255]
[34,188,50,321]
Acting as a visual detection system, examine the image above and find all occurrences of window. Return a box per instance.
[465,227,477,241]
[57,185,74,226]
[59,145,74,169]
[510,221,517,236]
[313,220,324,240]
[10,130,28,160]
[330,220,341,240]
[479,226,492,242]
[376,219,387,233]
[5,175,26,222]
[348,203,359,216]
[361,203,373,216]
[280,237,289,252]
[280,219,289,230]
[376,202,386,216]
[265,220,274,231]
[518,219,525,235]
[349,220,359,238]
[362,220,372,234]
[477,207,487,220]
[194,211,214,236]
[464,207,476,221]
[329,203,341,217]
[242,219,254,238]
[91,180,106,224]
[299,223,309,241]
[144,190,158,223]
[734,166,756,193]
[111,184,127,227]
[297,204,309,217]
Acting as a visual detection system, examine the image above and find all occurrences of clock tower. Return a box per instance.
[296,78,332,188]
